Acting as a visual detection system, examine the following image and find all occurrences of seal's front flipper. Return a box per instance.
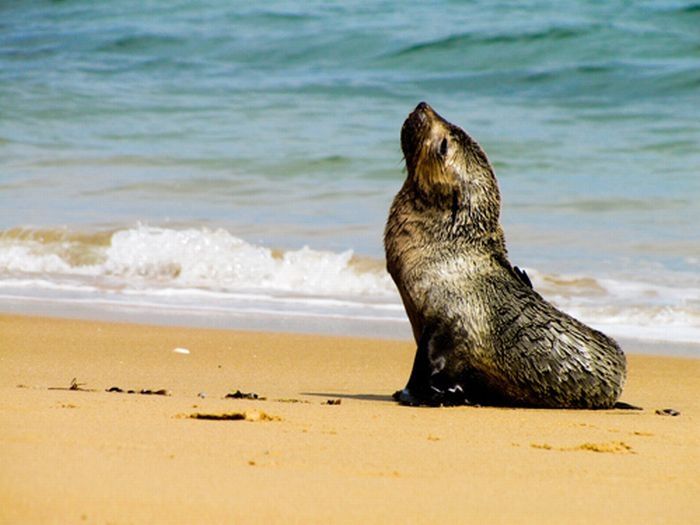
[394,323,471,407]
[393,383,470,407]
[392,387,424,406]
[433,383,470,406]
[394,324,434,405]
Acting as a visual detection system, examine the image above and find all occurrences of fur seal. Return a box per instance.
[384,102,626,408]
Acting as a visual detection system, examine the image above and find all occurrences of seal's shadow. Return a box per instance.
[302,392,395,403]
[299,392,644,408]
[302,392,642,409]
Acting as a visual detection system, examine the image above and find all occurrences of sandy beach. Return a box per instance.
[0,314,698,524]
[4,2,700,524]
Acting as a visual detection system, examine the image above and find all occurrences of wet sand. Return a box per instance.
[1,314,698,524]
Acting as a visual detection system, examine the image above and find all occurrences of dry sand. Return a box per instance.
[1,314,698,524]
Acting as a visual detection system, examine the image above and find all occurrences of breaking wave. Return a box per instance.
[1,225,699,345]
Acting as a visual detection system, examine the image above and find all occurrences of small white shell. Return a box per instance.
[173,347,190,355]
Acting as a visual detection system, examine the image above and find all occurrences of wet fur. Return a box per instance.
[384,102,626,408]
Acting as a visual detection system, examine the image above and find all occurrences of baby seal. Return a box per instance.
[384,102,626,408]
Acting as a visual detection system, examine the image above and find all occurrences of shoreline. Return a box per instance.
[1,301,699,358]
[1,313,699,523]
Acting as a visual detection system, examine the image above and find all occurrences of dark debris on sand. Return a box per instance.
[224,390,265,400]
[106,386,171,396]
[655,408,681,416]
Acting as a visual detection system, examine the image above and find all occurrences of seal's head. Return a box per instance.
[400,102,501,235]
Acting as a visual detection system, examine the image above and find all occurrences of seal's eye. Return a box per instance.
[439,138,448,156]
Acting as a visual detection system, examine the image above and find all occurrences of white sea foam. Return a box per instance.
[0,225,396,296]
[105,226,398,296]
[0,244,77,274]
[1,225,699,346]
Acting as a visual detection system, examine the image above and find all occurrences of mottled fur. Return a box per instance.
[385,102,626,408]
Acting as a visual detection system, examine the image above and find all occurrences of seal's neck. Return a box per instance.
[407,164,503,245]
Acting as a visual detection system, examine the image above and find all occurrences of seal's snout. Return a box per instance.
[407,101,435,125]
[402,102,436,167]
[414,101,433,115]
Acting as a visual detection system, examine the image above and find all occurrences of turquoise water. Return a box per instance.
[1,1,699,344]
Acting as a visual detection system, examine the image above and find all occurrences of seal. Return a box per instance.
[384,102,626,408]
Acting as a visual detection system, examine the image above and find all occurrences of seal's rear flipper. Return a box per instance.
[613,401,643,410]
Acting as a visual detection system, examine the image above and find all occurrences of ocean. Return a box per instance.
[1,1,699,349]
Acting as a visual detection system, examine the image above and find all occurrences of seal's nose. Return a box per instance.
[410,102,436,124]
[408,101,433,126]
[414,101,434,114]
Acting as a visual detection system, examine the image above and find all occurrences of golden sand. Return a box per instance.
[1,314,698,524]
